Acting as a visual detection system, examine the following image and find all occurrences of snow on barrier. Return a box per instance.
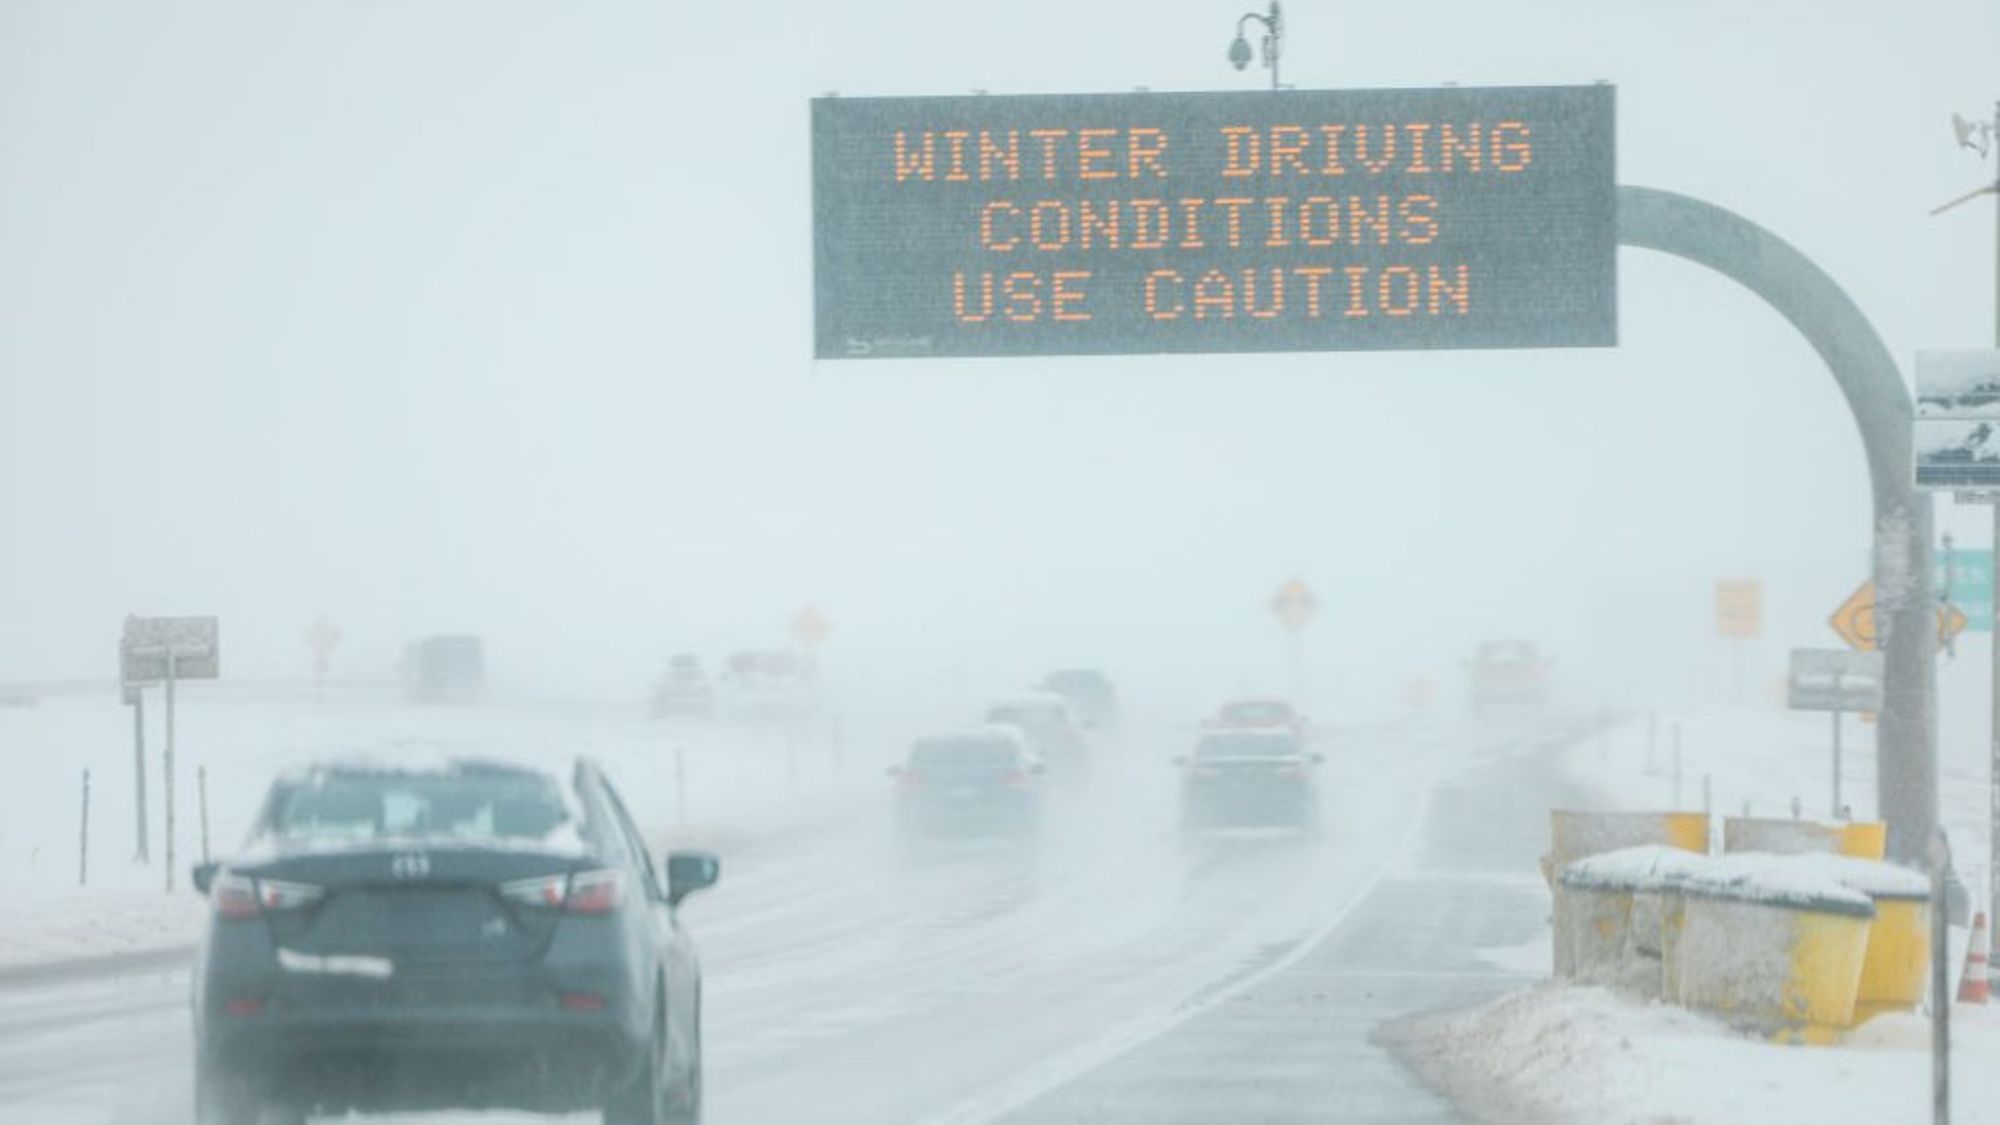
[1722,817,1887,860]
[1555,846,1932,1041]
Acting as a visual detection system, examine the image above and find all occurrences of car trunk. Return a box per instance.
[241,846,584,971]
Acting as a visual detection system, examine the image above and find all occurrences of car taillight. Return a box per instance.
[213,874,260,919]
[212,874,321,919]
[500,869,623,915]
[564,869,624,915]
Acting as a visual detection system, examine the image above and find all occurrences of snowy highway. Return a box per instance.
[0,700,1593,1125]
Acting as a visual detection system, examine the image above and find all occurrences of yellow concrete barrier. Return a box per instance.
[1721,817,1887,859]
[1547,810,1709,889]
[1855,895,1931,1015]
[1557,846,1711,996]
[1840,822,1888,860]
[1674,893,1873,1035]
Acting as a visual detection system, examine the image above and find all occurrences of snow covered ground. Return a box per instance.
[1398,984,2000,1125]
[0,684,929,971]
[1391,644,2000,1124]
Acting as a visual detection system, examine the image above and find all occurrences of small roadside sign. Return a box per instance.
[1828,580,1967,653]
[1939,547,1994,633]
[120,615,220,683]
[1788,649,1885,713]
[1269,578,1318,633]
[1715,579,1763,640]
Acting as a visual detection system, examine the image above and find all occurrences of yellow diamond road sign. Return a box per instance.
[1828,579,1966,653]
[1270,578,1318,633]
[792,605,831,646]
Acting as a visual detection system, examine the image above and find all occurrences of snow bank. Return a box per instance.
[1390,983,2000,1125]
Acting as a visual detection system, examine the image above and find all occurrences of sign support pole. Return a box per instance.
[1934,828,1952,1125]
[1832,669,1844,820]
[164,651,177,894]
[132,688,148,863]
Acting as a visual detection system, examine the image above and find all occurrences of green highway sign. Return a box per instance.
[1939,547,1992,633]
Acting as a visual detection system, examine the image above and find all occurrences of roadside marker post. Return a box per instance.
[78,769,90,888]
[129,684,146,863]
[198,765,211,865]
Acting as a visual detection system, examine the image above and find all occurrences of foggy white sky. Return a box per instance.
[3,0,1998,710]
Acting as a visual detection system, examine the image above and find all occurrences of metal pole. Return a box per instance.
[674,745,687,827]
[1288,629,1303,706]
[132,687,148,863]
[198,765,211,865]
[1833,670,1845,820]
[1933,827,1952,1125]
[79,769,90,887]
[1268,2,1281,91]
[1989,101,2000,985]
[164,652,176,894]
[1674,723,1684,808]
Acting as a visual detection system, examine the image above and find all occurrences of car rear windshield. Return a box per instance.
[911,738,1018,769]
[1223,701,1292,723]
[1196,733,1300,758]
[987,705,1058,727]
[268,770,574,843]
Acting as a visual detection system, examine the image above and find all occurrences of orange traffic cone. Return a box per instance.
[1959,912,1990,1004]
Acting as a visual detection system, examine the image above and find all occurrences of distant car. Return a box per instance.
[720,650,814,717]
[1036,669,1118,729]
[190,757,719,1125]
[1178,728,1323,832]
[983,692,1088,770]
[1466,640,1551,710]
[651,654,715,718]
[1209,696,1308,737]
[400,635,486,704]
[889,726,1044,839]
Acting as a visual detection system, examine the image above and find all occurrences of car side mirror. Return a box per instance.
[192,862,218,895]
[665,850,720,907]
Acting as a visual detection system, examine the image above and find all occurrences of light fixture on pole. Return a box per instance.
[1228,1,1284,91]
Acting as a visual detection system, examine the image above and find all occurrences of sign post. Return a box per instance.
[1915,347,2000,981]
[129,683,147,863]
[1714,579,1762,704]
[1268,577,1318,703]
[120,615,220,893]
[1788,648,1885,818]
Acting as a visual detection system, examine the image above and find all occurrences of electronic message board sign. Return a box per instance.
[812,85,1615,360]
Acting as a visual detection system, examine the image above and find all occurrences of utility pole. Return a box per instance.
[1934,98,2000,993]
